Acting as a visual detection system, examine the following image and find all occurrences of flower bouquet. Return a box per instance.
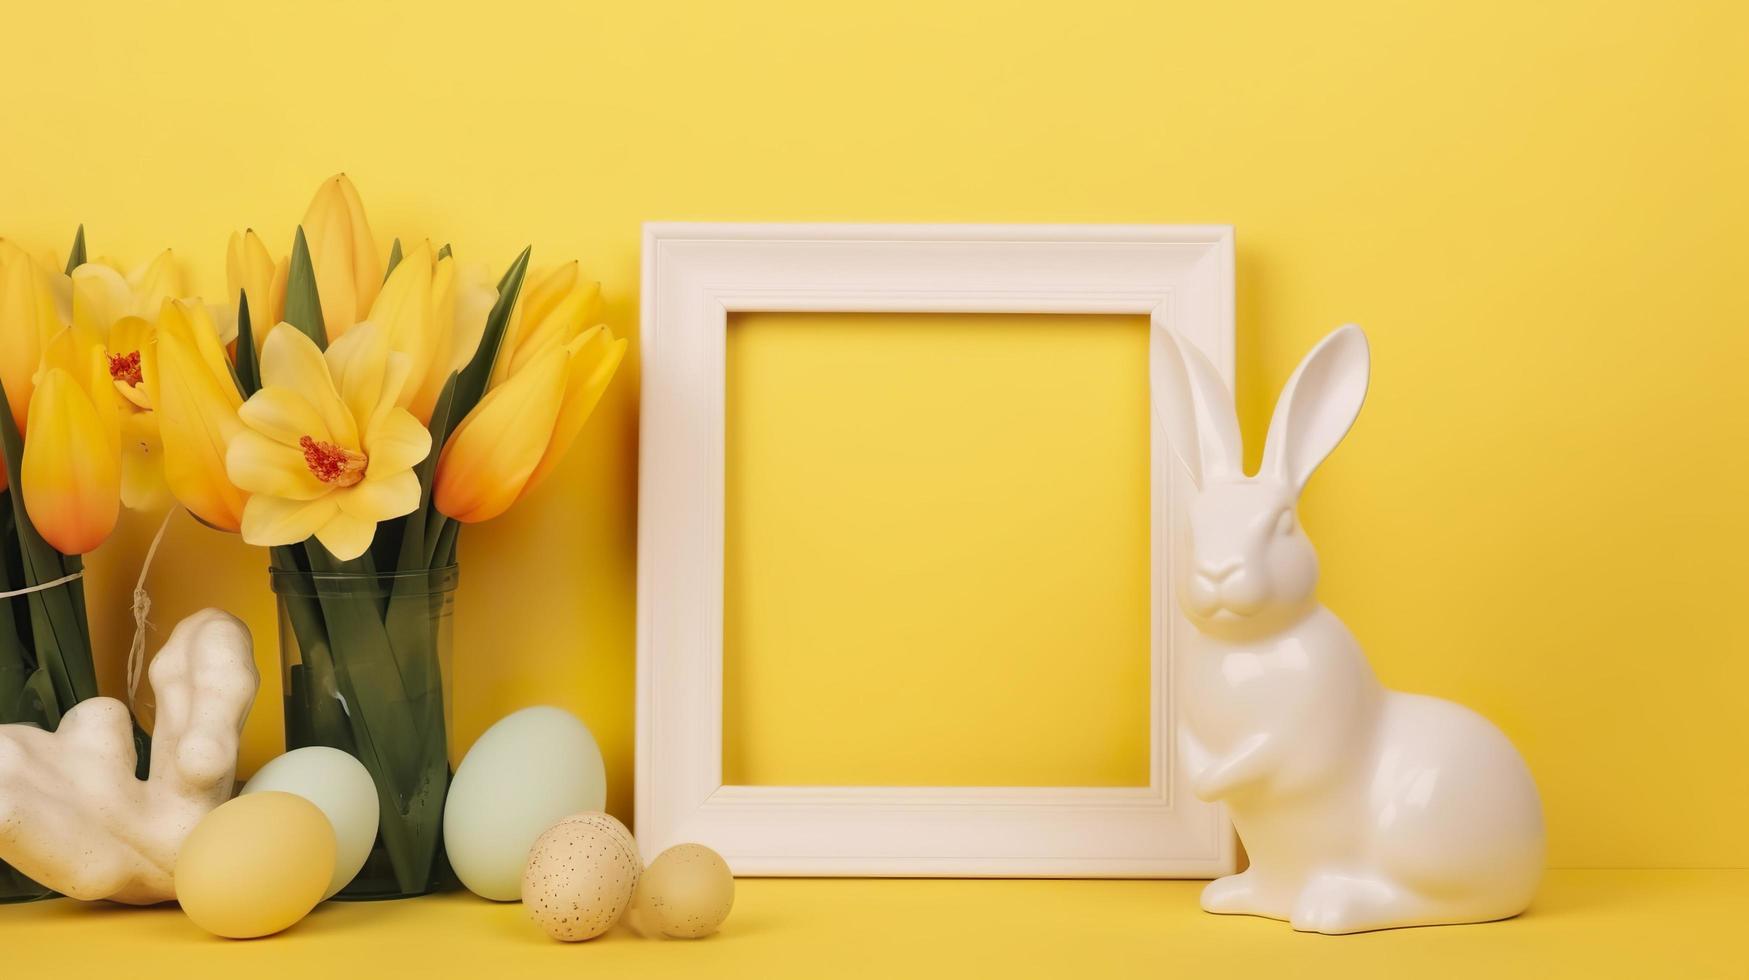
[0,233,196,900]
[154,175,625,898]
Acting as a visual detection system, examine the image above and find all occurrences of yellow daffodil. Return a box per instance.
[363,241,497,423]
[0,243,63,434]
[433,265,624,523]
[300,174,381,341]
[154,299,248,531]
[20,329,120,554]
[124,250,186,324]
[103,313,168,510]
[66,261,185,510]
[81,250,226,339]
[225,228,286,346]
[226,322,430,560]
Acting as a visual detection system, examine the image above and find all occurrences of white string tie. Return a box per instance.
[0,570,83,600]
[126,509,177,711]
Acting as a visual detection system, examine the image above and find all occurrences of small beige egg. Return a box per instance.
[521,812,640,942]
[627,843,735,939]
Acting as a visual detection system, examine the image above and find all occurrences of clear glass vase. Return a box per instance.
[272,564,457,900]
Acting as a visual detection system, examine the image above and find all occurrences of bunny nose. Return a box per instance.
[1198,559,1242,583]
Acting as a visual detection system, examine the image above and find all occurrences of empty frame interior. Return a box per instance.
[722,311,1152,787]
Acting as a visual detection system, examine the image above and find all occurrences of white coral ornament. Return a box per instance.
[0,608,258,904]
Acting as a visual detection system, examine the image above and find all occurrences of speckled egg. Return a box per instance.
[175,792,337,939]
[561,810,638,858]
[627,843,735,939]
[521,812,640,942]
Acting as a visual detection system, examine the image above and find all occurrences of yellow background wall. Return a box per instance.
[723,313,1154,788]
[0,0,1743,869]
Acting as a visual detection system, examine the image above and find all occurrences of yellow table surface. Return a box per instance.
[4,871,1744,978]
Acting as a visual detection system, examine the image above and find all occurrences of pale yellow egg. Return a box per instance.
[175,792,337,939]
[627,843,735,939]
[521,812,641,942]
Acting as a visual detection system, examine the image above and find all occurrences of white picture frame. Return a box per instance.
[636,223,1237,877]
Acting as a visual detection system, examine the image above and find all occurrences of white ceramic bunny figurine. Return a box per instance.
[1156,324,1544,934]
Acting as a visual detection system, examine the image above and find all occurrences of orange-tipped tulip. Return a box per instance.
[300,174,381,341]
[154,299,248,530]
[432,346,566,524]
[433,315,625,524]
[21,331,121,554]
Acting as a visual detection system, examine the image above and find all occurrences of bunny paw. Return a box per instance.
[1290,873,1403,935]
[1201,871,1262,915]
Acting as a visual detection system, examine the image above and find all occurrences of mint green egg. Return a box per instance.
[443,706,608,901]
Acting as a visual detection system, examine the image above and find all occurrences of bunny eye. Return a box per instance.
[1274,508,1296,536]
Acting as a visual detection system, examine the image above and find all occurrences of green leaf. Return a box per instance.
[431,519,460,568]
[284,226,328,351]
[494,249,526,292]
[63,225,86,275]
[436,243,452,261]
[384,238,404,281]
[406,374,459,569]
[451,246,530,417]
[21,667,60,731]
[233,291,263,396]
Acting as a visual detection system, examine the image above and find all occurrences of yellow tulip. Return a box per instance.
[363,242,497,423]
[0,243,64,432]
[21,330,120,554]
[433,301,625,524]
[368,241,437,401]
[227,322,430,560]
[300,174,381,341]
[490,262,601,389]
[416,253,496,421]
[225,229,287,345]
[154,299,248,531]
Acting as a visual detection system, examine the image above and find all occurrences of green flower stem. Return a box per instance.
[282,546,454,896]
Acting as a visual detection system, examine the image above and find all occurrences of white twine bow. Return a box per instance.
[126,509,177,711]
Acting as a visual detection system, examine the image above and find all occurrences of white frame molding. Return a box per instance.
[636,223,1237,877]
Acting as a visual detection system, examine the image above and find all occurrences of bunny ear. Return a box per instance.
[1151,325,1242,490]
[1261,324,1370,493]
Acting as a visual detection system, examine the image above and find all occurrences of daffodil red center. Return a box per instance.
[108,350,144,387]
[299,435,367,487]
